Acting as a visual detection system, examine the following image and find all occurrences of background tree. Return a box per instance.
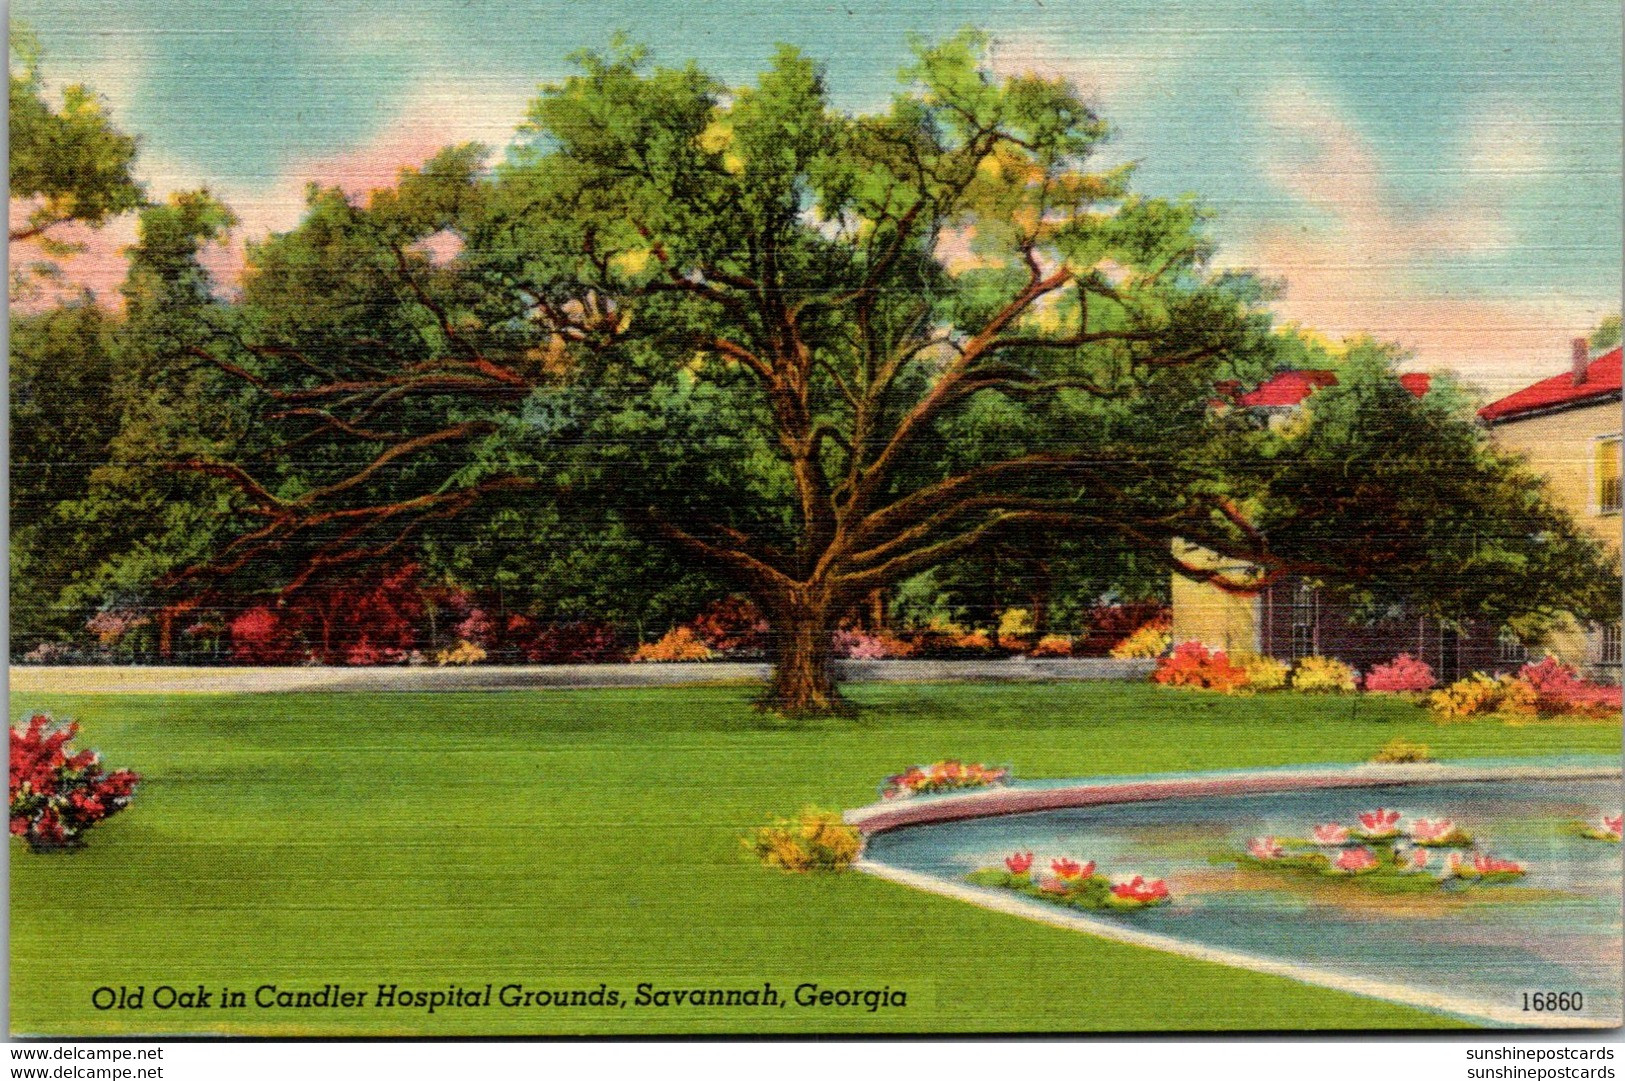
[9,25,144,249]
[1251,344,1621,635]
[14,192,247,658]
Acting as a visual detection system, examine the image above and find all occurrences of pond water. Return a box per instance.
[864,777,1624,1025]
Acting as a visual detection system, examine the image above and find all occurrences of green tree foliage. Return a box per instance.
[10,303,121,646]
[15,193,249,657]
[1588,313,1621,353]
[9,26,144,246]
[1251,342,1620,634]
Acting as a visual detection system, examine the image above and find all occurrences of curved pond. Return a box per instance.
[862,775,1624,1027]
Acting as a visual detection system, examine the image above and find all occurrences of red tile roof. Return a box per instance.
[1234,368,1429,408]
[1398,372,1432,397]
[1235,369,1338,407]
[1478,347,1622,424]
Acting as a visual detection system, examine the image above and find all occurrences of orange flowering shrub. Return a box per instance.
[630,626,715,663]
[1028,634,1073,657]
[1151,641,1248,692]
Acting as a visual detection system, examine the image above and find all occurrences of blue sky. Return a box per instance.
[14,0,1623,392]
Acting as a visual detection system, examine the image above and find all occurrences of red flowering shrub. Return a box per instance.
[505,618,625,664]
[1152,641,1249,692]
[688,596,770,656]
[10,714,139,851]
[1363,653,1437,693]
[1517,657,1622,717]
[228,606,294,664]
[226,564,425,664]
[1074,603,1172,656]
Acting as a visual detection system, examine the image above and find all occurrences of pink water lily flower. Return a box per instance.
[1403,847,1429,871]
[1247,837,1285,860]
[1110,875,1170,903]
[1037,874,1071,894]
[1409,818,1456,843]
[1473,854,1525,876]
[1357,808,1402,837]
[1004,851,1034,874]
[1446,851,1471,877]
[1603,814,1623,841]
[1312,823,1350,845]
[1051,857,1094,881]
[1334,846,1379,873]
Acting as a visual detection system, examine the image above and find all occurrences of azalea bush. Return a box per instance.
[1028,634,1073,658]
[966,851,1171,910]
[1369,737,1434,764]
[881,759,1010,799]
[1289,655,1359,694]
[1364,653,1437,694]
[435,639,487,666]
[688,596,770,657]
[1151,641,1248,692]
[1236,806,1525,894]
[10,714,140,852]
[831,628,917,660]
[630,626,715,663]
[1428,672,1537,721]
[1516,657,1622,717]
[746,808,862,873]
[503,618,624,664]
[1109,617,1172,660]
[1232,651,1289,691]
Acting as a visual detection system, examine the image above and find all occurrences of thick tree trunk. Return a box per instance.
[760,586,847,716]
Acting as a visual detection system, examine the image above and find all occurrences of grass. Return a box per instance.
[10,681,1619,1036]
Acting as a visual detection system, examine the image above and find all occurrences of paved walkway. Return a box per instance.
[8,658,1154,694]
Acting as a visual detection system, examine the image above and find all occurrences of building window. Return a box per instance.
[1290,582,1317,660]
[1601,624,1623,667]
[1496,628,1528,664]
[1596,435,1622,515]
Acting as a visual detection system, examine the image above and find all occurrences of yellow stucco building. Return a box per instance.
[1478,340,1622,678]
[1170,342,1623,681]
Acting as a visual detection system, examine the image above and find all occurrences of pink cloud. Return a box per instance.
[1229,85,1601,396]
[14,79,533,305]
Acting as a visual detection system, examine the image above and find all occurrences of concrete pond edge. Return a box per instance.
[846,762,1624,1030]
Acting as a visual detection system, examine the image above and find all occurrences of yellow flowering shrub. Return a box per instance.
[1369,737,1434,764]
[1232,652,1289,691]
[1111,619,1172,659]
[630,626,715,663]
[435,639,487,666]
[1427,673,1538,721]
[746,808,862,873]
[997,608,1035,638]
[1290,655,1359,693]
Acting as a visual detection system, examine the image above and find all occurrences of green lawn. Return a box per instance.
[10,681,1620,1036]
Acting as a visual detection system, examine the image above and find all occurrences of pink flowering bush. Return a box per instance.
[1364,653,1437,694]
[10,714,140,852]
[831,629,917,660]
[1517,657,1622,718]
